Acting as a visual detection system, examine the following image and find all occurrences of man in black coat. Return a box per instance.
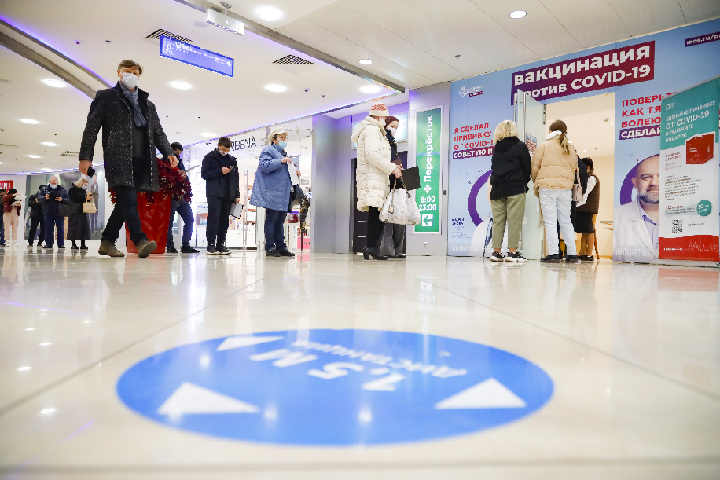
[201,137,240,255]
[79,59,177,258]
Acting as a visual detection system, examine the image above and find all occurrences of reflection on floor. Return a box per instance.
[0,246,718,479]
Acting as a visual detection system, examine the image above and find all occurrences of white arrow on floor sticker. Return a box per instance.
[435,378,526,409]
[157,382,259,415]
[216,335,284,351]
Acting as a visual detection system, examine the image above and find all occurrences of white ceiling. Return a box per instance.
[0,0,718,174]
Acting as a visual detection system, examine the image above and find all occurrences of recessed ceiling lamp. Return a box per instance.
[264,83,287,93]
[359,59,373,65]
[509,10,527,19]
[360,85,381,94]
[41,78,67,88]
[20,118,40,124]
[27,155,42,159]
[201,133,218,138]
[41,141,58,147]
[169,81,193,90]
[255,5,284,22]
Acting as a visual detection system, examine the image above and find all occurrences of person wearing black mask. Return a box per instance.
[79,59,178,258]
[166,142,198,254]
[383,115,406,258]
[27,187,45,247]
[201,137,240,255]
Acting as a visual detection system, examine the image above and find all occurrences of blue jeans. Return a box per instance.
[264,208,287,252]
[44,214,65,247]
[538,188,576,256]
[167,199,194,248]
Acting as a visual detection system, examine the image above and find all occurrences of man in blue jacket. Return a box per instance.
[38,176,69,249]
[250,127,296,257]
[201,137,240,255]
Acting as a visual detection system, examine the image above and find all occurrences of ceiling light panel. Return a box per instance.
[265,84,288,93]
[41,78,67,88]
[255,6,284,22]
[169,81,193,90]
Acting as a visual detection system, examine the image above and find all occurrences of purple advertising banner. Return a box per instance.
[511,41,655,103]
[685,31,720,47]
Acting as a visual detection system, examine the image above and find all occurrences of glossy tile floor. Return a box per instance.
[0,244,719,479]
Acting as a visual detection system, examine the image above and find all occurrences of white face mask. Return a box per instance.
[219,150,228,156]
[388,127,398,137]
[121,72,139,90]
[49,184,57,189]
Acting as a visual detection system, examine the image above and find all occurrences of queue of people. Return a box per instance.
[2,59,600,263]
[486,118,600,264]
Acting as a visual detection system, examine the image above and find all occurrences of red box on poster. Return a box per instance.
[685,133,715,165]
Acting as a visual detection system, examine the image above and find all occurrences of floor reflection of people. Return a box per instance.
[614,155,659,263]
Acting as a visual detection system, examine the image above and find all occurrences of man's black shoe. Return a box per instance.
[565,255,581,263]
[216,244,231,255]
[278,249,295,257]
[181,245,200,254]
[541,254,563,263]
[166,246,178,254]
[267,249,282,257]
[207,245,219,255]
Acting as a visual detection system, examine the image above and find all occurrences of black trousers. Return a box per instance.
[366,206,384,249]
[207,197,231,246]
[103,185,147,245]
[28,216,44,244]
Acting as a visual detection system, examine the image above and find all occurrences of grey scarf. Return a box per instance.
[121,85,147,127]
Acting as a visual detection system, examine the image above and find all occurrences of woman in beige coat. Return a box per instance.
[531,119,579,263]
[351,102,402,260]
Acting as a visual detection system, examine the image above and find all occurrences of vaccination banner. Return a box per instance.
[448,18,720,260]
[658,78,720,261]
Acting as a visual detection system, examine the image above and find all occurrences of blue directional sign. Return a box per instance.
[117,329,553,445]
[160,36,233,77]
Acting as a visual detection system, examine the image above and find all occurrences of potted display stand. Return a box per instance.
[112,158,192,255]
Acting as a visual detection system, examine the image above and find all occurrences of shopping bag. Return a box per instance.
[82,199,97,214]
[230,202,243,218]
[380,187,420,225]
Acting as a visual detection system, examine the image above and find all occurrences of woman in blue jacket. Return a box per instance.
[251,127,298,257]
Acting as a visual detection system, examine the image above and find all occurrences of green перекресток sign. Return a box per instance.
[415,107,442,233]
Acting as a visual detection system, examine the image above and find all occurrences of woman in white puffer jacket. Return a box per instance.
[351,102,402,260]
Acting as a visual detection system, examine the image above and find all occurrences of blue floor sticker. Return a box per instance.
[117,329,554,445]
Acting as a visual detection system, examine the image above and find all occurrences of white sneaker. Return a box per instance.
[506,252,527,263]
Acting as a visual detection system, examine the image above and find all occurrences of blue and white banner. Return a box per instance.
[448,19,720,260]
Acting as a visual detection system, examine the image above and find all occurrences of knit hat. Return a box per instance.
[267,127,287,144]
[369,102,389,117]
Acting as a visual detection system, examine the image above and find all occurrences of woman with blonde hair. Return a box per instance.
[67,178,92,250]
[531,119,579,263]
[488,120,531,262]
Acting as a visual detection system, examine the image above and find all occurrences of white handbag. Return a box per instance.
[380,186,421,225]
